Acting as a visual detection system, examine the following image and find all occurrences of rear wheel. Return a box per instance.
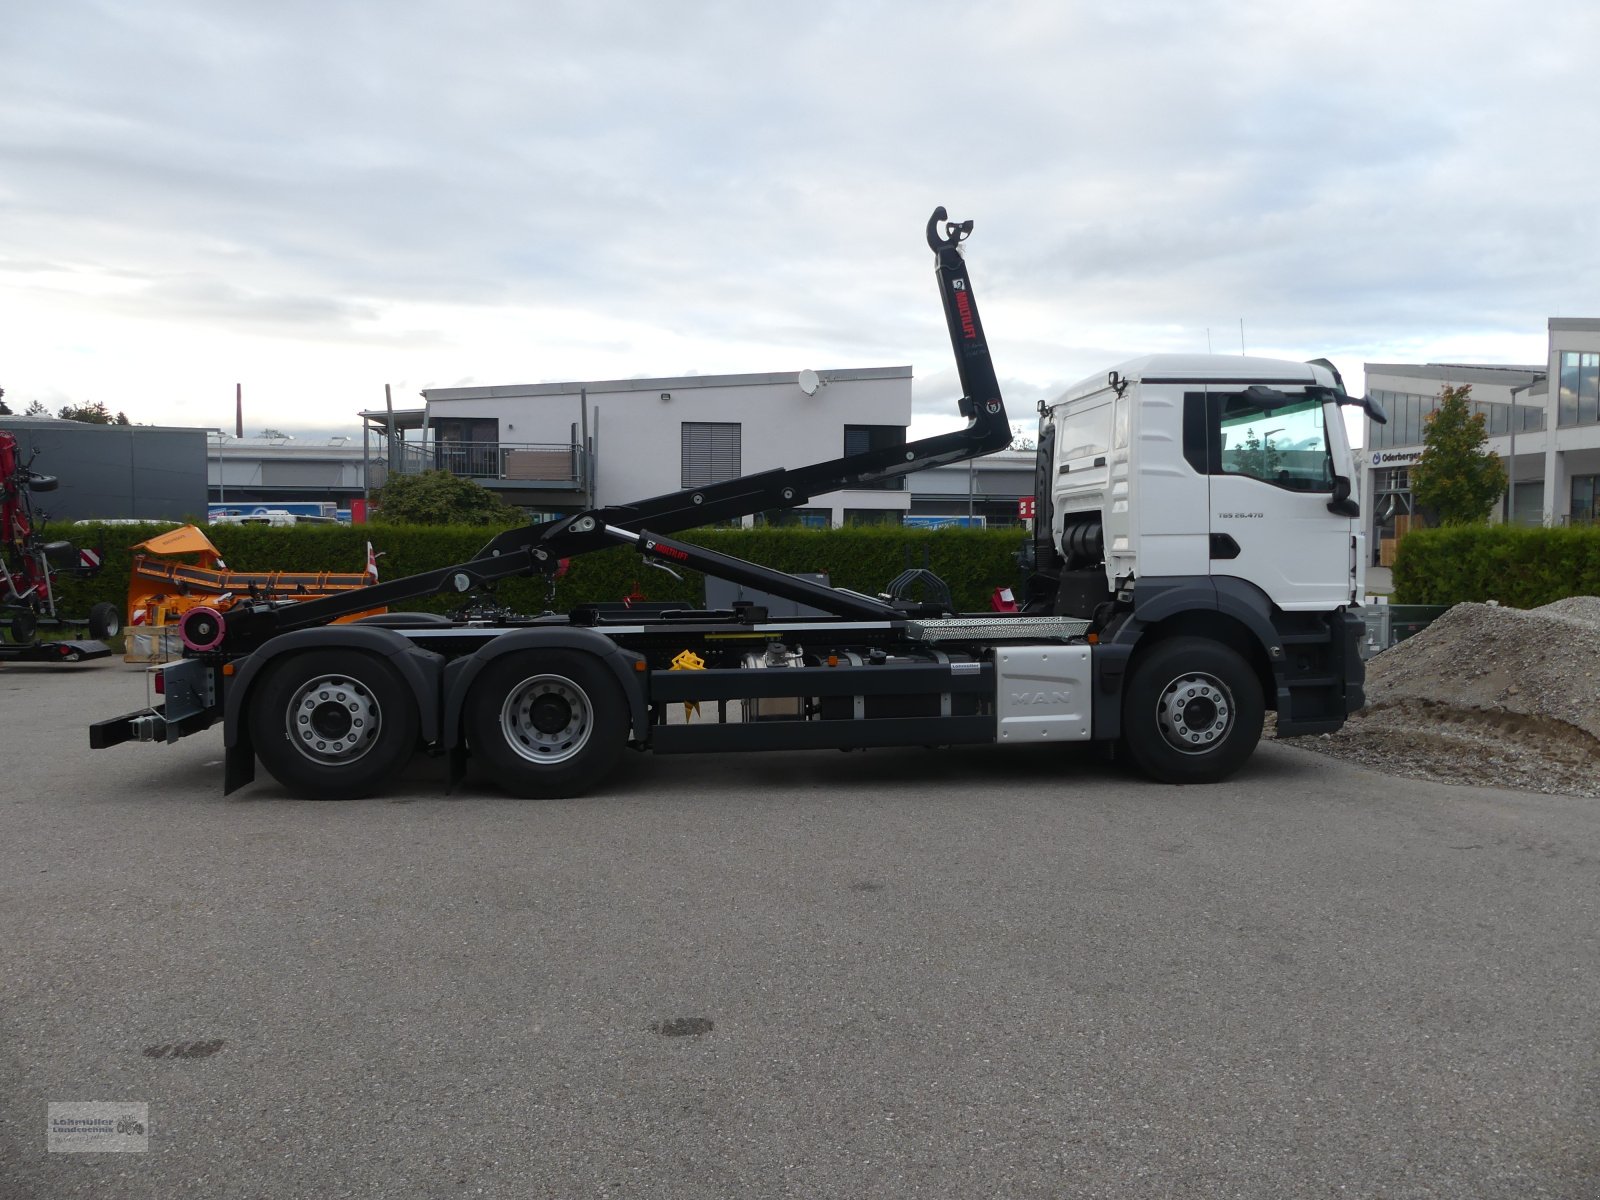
[1120,637,1263,784]
[88,602,121,640]
[249,650,418,799]
[465,649,627,798]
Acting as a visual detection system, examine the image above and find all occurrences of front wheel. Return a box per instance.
[248,650,419,799]
[1120,637,1264,784]
[7,608,38,645]
[464,649,628,798]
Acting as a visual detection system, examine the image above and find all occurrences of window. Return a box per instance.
[1559,352,1599,427]
[681,422,741,487]
[756,507,829,528]
[1216,396,1332,491]
[843,508,902,526]
[843,424,907,490]
[1374,466,1410,493]
[1184,390,1333,492]
[1573,475,1600,524]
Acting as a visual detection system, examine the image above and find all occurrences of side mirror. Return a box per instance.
[1326,473,1359,518]
[1362,394,1389,425]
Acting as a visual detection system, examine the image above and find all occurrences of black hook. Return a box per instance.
[926,207,974,251]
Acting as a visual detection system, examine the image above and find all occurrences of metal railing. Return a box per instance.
[367,440,591,492]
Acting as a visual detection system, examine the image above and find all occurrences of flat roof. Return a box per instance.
[0,416,211,434]
[1364,363,1545,387]
[424,366,913,403]
[1549,318,1600,332]
[357,407,428,432]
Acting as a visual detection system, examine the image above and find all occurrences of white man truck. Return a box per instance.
[90,208,1384,798]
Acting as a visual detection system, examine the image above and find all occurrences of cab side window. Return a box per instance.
[1218,397,1332,492]
[1183,392,1333,492]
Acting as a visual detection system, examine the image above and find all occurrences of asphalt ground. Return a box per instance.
[2,659,1598,1199]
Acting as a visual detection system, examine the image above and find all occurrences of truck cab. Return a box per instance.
[1029,354,1368,743]
[1041,355,1363,612]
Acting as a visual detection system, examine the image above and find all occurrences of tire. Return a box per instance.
[1120,636,1264,784]
[464,649,627,799]
[248,650,419,800]
[8,609,38,645]
[88,602,121,640]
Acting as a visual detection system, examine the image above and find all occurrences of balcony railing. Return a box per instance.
[367,440,591,492]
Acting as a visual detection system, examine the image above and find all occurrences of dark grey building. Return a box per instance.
[0,417,208,522]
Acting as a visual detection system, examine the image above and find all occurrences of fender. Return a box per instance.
[1103,576,1292,729]
[222,625,445,794]
[1118,576,1285,652]
[439,626,649,751]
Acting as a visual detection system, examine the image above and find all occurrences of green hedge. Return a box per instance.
[47,522,1028,619]
[1393,525,1600,607]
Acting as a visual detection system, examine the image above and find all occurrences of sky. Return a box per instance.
[4,1,1596,446]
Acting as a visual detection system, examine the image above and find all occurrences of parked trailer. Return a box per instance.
[90,208,1384,797]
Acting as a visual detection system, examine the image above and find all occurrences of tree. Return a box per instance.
[0,387,9,416]
[1223,426,1282,478]
[58,400,130,425]
[24,400,48,416]
[371,469,524,526]
[1410,384,1507,525]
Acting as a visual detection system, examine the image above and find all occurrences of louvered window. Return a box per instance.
[681,422,742,487]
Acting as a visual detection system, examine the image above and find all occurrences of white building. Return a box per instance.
[210,438,366,510]
[909,449,1035,525]
[1360,318,1600,553]
[387,366,914,527]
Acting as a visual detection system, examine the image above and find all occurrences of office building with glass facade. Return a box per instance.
[1360,318,1600,558]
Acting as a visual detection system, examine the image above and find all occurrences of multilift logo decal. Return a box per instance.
[952,280,977,339]
[645,539,690,562]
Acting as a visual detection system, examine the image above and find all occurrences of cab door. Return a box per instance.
[1205,392,1352,611]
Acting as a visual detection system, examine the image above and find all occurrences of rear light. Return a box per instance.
[154,671,165,695]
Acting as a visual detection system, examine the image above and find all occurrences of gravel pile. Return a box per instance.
[1277,598,1600,796]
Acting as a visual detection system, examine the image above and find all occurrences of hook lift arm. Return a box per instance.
[218,208,1012,648]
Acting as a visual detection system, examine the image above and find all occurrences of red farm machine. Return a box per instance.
[1,430,118,663]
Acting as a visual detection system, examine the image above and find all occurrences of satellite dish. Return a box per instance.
[798,369,820,396]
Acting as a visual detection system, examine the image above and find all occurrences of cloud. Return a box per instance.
[2,1,1597,432]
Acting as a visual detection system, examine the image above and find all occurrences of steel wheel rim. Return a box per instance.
[1155,671,1234,754]
[500,673,592,765]
[286,674,382,765]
